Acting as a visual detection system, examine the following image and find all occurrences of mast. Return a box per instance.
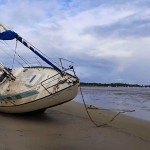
[0,22,61,72]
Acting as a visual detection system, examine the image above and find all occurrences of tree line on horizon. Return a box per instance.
[80,82,150,88]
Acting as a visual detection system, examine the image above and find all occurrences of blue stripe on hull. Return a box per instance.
[0,90,39,101]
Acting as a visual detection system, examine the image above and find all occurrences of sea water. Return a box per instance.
[74,86,150,121]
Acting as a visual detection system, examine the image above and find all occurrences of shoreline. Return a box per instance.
[80,82,150,88]
[0,101,150,150]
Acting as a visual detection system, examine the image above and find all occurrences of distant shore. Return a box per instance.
[80,82,150,88]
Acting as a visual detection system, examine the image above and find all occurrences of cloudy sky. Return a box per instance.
[0,0,150,84]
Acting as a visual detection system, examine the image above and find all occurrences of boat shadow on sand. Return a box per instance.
[0,108,64,124]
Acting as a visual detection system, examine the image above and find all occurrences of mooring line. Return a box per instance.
[79,86,135,127]
[79,86,106,127]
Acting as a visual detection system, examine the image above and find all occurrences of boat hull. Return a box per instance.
[0,83,79,113]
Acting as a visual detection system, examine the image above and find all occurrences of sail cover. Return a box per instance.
[0,30,17,40]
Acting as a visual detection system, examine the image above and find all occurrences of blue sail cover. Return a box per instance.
[0,30,17,40]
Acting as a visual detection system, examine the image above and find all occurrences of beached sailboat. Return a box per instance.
[0,23,79,113]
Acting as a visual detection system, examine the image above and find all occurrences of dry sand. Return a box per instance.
[0,101,150,150]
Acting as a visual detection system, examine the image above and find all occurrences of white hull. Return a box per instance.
[0,67,79,113]
[0,83,78,113]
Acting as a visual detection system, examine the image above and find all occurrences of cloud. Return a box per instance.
[0,0,150,84]
[86,11,150,38]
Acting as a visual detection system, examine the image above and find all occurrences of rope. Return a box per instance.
[79,86,106,127]
[79,86,135,127]
[110,109,135,122]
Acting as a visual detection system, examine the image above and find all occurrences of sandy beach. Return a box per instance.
[0,101,150,150]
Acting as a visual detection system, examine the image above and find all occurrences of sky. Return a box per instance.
[0,0,150,84]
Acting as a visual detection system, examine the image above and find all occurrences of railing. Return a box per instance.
[40,65,77,95]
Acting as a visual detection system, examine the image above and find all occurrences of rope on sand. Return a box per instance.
[79,86,106,127]
[79,86,135,127]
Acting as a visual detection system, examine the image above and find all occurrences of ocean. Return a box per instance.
[74,86,150,121]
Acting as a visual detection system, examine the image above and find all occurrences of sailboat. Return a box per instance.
[0,22,79,113]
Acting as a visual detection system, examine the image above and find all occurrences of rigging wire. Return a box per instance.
[0,44,24,67]
[20,37,62,68]
[3,40,31,67]
[0,39,51,71]
[34,57,42,67]
[12,39,18,68]
[0,40,31,67]
[1,32,69,70]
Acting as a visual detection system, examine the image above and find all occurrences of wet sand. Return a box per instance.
[0,101,150,150]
